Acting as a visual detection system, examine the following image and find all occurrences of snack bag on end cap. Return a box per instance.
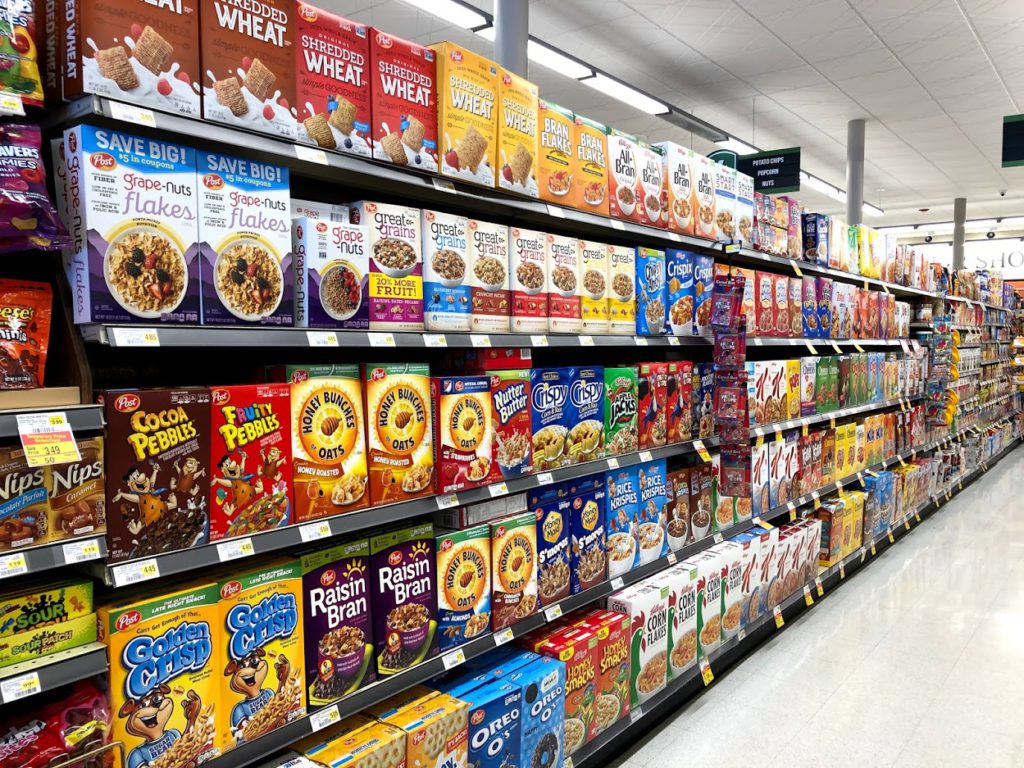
[0,125,70,253]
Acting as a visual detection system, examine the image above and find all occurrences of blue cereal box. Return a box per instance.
[535,495,571,606]
[422,209,472,332]
[605,467,640,578]
[692,253,715,336]
[567,366,605,464]
[500,658,565,768]
[637,459,668,563]
[568,476,606,593]
[635,246,666,335]
[458,679,523,768]
[665,248,695,336]
[693,363,715,439]
[802,213,829,266]
[530,367,572,471]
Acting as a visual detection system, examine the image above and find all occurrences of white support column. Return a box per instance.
[494,0,528,78]
[846,119,865,226]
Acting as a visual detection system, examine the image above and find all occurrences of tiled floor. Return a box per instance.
[610,443,1024,768]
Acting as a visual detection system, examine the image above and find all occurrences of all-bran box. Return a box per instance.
[530,367,571,471]
[535,494,571,607]
[569,478,606,593]
[431,375,493,494]
[604,367,638,457]
[546,233,581,334]
[635,247,666,335]
[101,582,220,767]
[538,100,574,205]
[491,511,538,630]
[289,365,368,520]
[368,29,437,169]
[655,141,694,236]
[606,581,669,707]
[608,245,636,335]
[198,152,292,325]
[579,239,609,334]
[567,366,605,464]
[573,114,609,216]
[219,560,305,749]
[437,525,491,651]
[422,209,472,332]
[201,0,296,138]
[209,383,293,540]
[300,540,374,708]
[607,130,641,223]
[64,126,200,325]
[665,248,695,336]
[489,369,532,481]
[369,522,438,675]
[104,387,211,562]
[349,201,424,331]
[691,152,717,240]
[638,362,667,449]
[497,68,538,196]
[468,218,510,333]
[292,218,369,329]
[434,42,498,187]
[510,227,548,333]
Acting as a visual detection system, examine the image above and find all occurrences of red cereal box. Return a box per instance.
[209,383,293,540]
[754,271,774,337]
[488,369,533,482]
[666,361,693,444]
[538,627,599,754]
[638,362,668,449]
[772,273,789,337]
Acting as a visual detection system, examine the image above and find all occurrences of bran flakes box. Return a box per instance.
[300,539,374,707]
[497,68,539,196]
[198,152,292,325]
[488,369,532,481]
[422,209,471,332]
[63,126,201,325]
[546,233,581,334]
[607,245,636,335]
[691,152,717,240]
[567,366,605,464]
[294,6,371,156]
[530,367,571,471]
[538,100,574,205]
[431,375,493,494]
[510,227,548,333]
[101,582,220,767]
[434,41,499,187]
[569,479,606,593]
[665,248,695,336]
[573,114,609,216]
[655,141,694,236]
[349,201,424,331]
[436,525,491,651]
[468,218,510,333]
[606,581,669,707]
[219,559,305,749]
[491,511,538,630]
[200,0,296,139]
[664,563,698,678]
[635,247,666,336]
[579,239,609,334]
[363,363,434,506]
[368,29,438,169]
[209,383,293,540]
[604,366,638,457]
[292,218,369,329]
[370,521,438,675]
[535,495,571,607]
[607,129,641,223]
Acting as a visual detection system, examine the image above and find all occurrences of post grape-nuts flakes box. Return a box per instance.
[292,218,369,329]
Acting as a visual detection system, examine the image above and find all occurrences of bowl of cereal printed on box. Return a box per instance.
[214,237,284,321]
[104,225,189,318]
[319,262,363,321]
[372,235,418,278]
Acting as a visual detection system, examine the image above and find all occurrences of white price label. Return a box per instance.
[713,533,724,544]
[546,204,565,218]
[911,339,922,352]
[0,93,24,115]
[738,627,747,642]
[900,339,911,354]
[435,493,459,510]
[488,482,508,497]
[309,705,341,732]
[537,472,554,485]
[368,332,396,347]
[668,232,682,242]
[668,336,681,346]
[110,101,156,126]
[0,552,27,579]
[667,552,678,564]
[753,337,763,346]
[111,327,160,346]
[432,178,457,193]
[294,145,328,165]
[579,335,595,347]
[306,330,339,347]
[634,336,649,346]
[530,335,549,347]
[606,457,619,469]
[639,450,654,462]
[494,628,515,646]
[424,334,448,348]
[442,649,467,670]
[0,672,40,703]
[299,521,332,543]
[830,340,842,354]
[630,706,644,722]
[610,577,624,590]
[112,558,160,587]
[62,538,102,564]
[217,537,255,562]
[471,334,492,348]
[545,604,563,621]
[805,340,818,355]
[611,219,626,231]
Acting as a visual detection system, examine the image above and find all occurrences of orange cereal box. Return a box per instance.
[380,692,469,768]
[573,114,609,216]
[364,363,434,506]
[497,68,539,197]
[100,582,221,767]
[218,559,305,751]
[431,375,493,494]
[490,511,538,631]
[538,100,574,205]
[433,42,498,188]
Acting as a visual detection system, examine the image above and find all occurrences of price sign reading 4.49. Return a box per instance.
[17,412,81,467]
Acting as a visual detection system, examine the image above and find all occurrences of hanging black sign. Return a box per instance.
[737,147,801,193]
[1002,115,1024,167]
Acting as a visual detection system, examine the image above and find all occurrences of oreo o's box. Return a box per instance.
[499,658,565,768]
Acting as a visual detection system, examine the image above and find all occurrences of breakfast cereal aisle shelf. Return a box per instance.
[0,642,106,706]
[0,403,104,440]
[0,534,107,581]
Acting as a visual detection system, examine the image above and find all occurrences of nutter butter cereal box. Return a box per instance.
[468,218,510,333]
[434,41,498,187]
[200,0,296,138]
[436,525,491,651]
[538,100,573,205]
[491,511,537,630]
[510,226,548,333]
[295,5,371,157]
[46,437,105,544]
[431,375,492,494]
[209,384,292,540]
[497,68,538,196]
[573,114,609,216]
[101,583,219,766]
[363,363,433,506]
[607,245,635,335]
[488,369,531,482]
[368,29,437,170]
[104,387,211,562]
[422,209,471,332]
[579,239,609,334]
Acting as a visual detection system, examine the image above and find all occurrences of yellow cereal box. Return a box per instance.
[218,559,305,751]
[99,581,221,767]
[537,100,574,204]
[579,239,609,334]
[497,68,538,197]
[434,42,499,188]
[380,692,469,768]
[573,114,609,216]
[296,720,407,768]
[431,375,493,495]
[785,360,801,421]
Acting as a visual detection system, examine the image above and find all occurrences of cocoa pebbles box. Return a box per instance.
[295,5,372,157]
[369,522,438,675]
[103,387,211,562]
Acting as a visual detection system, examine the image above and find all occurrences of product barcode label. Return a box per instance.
[435,493,459,510]
[111,327,160,346]
[0,553,27,580]
[0,672,40,703]
[299,521,332,543]
[295,145,328,165]
[368,332,396,347]
[471,334,492,348]
[112,558,160,587]
[424,334,448,348]
[537,472,554,485]
[309,705,341,732]
[531,335,549,347]
[488,482,508,497]
[62,538,102,564]
[545,605,563,621]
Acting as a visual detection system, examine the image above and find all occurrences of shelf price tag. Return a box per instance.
[424,334,448,348]
[432,178,457,193]
[0,93,25,116]
[773,605,784,628]
[812,491,821,510]
[774,429,783,443]
[900,339,911,354]
[860,547,867,562]
[299,521,332,543]
[668,336,681,346]
[829,340,842,354]
[109,101,156,127]
[606,457,619,469]
[217,537,255,562]
[787,501,797,521]
[294,144,328,165]
[803,584,814,606]
[639,450,654,462]
[564,759,574,768]
[442,649,467,670]
[904,517,911,531]
[435,493,459,510]
[306,330,338,347]
[699,657,714,686]
[579,335,595,346]
[713,533,724,544]
[544,604,563,622]
[853,342,865,353]
[666,552,678,565]
[737,627,747,642]
[62,538,102,564]
[470,334,492,348]
[871,541,877,555]
[488,482,508,497]
[0,672,41,703]
[17,412,81,468]
[536,472,554,485]
[634,336,649,346]
[494,628,515,646]
[112,326,161,346]
[693,440,712,463]
[804,340,818,355]
[368,332,396,347]
[814,577,824,597]
[0,552,27,580]
[309,705,341,732]
[530,335,549,347]
[830,416,836,429]
[546,204,565,219]
[839,562,846,579]
[754,430,764,449]
[112,558,160,587]
[611,219,626,231]
[897,454,907,467]
[792,262,803,277]
[610,577,624,590]
[915,511,922,523]
[629,706,643,723]
[801,420,809,437]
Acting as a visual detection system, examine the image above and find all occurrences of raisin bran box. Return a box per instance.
[535,493,571,607]
[604,366,638,457]
[567,366,605,464]
[569,477,606,593]
[431,375,493,494]
[490,511,538,630]
[422,209,472,332]
[530,367,571,471]
[468,218,511,333]
[488,369,532,481]
[104,387,211,562]
[292,218,369,329]
[300,539,374,708]
[369,522,437,675]
[436,524,491,651]
[209,383,293,541]
[635,247,666,335]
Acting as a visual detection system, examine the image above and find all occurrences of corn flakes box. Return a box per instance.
[607,245,636,335]
[363,363,434,506]
[662,564,698,679]
[491,511,538,630]
[530,367,571,471]
[434,41,498,187]
[607,581,668,708]
[432,375,493,494]
[690,548,723,657]
[381,692,469,768]
[100,582,220,767]
[573,114,609,216]
[604,366,638,457]
[497,68,538,197]
[579,239,609,334]
[488,369,532,482]
[437,525,491,651]
[422,209,472,332]
[538,100,574,205]
[715,541,743,640]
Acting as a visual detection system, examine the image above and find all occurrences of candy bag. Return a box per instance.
[0,277,51,388]
[0,0,44,106]
[0,123,70,252]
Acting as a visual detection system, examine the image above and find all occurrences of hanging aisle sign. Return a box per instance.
[737,147,801,193]
[1002,114,1024,167]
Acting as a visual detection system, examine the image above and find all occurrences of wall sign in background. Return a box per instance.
[913,240,1024,279]
[1002,114,1024,167]
[737,147,801,193]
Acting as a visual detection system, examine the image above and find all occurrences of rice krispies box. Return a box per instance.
[607,581,669,707]
[546,233,581,334]
[605,467,639,578]
[489,369,532,481]
[468,219,511,333]
[635,247,666,335]
[569,478,606,593]
[636,459,668,563]
[431,375,493,494]
[64,126,201,325]
[491,512,538,630]
[568,366,605,464]
[292,218,369,329]
[530,367,571,471]
[422,209,472,332]
[510,227,548,333]
[436,524,491,651]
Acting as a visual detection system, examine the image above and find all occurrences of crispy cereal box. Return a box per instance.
[635,247,666,335]
[431,375,493,494]
[491,511,538,630]
[538,100,574,205]
[497,68,538,196]
[468,218,510,333]
[434,42,498,187]
[363,363,434,506]
[573,114,609,216]
[567,366,605,464]
[530,367,571,471]
[100,582,220,767]
[607,245,635,335]
[437,525,491,651]
[489,369,532,481]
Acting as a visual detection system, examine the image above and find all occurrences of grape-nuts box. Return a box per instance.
[635,247,666,335]
[64,125,201,324]
[292,218,369,329]
[422,209,471,332]
[350,201,424,331]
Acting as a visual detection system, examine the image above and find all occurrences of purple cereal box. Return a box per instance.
[801,277,817,338]
[569,477,606,593]
[815,277,833,340]
[293,218,370,329]
[535,494,571,607]
[693,363,715,439]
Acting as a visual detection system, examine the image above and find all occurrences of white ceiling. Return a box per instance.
[322,0,1024,225]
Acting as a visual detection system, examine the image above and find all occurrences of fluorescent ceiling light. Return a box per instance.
[877,225,919,235]
[715,137,759,155]
[579,73,670,115]
[864,203,884,218]
[800,171,846,203]
[400,0,487,29]
[997,216,1024,226]
[474,28,593,78]
[964,218,998,229]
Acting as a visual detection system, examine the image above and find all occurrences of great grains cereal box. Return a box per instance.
[491,511,538,630]
[635,247,666,335]
[292,218,369,329]
[363,363,433,506]
[436,525,491,651]
[101,582,220,767]
[468,218,510,333]
[497,68,539,197]
[431,375,493,494]
[209,383,293,540]
[434,42,498,187]
[607,245,635,335]
[607,581,669,708]
[579,239,609,334]
[546,233,581,334]
[573,114,609,216]
[538,100,574,205]
[607,129,641,224]
[422,209,472,332]
[530,367,571,471]
[489,369,532,481]
[510,226,547,333]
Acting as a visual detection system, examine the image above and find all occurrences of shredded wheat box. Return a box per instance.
[497,68,539,196]
[368,29,437,169]
[434,42,498,188]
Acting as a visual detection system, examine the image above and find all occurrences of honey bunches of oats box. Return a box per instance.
[432,375,493,494]
[436,524,491,651]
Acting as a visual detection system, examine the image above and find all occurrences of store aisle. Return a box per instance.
[614,444,1024,768]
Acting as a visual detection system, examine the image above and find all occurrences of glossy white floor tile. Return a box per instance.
[610,444,1024,768]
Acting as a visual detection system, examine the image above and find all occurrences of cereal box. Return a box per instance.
[579,239,609,334]
[491,512,538,630]
[716,541,743,640]
[535,494,570,607]
[713,164,737,241]
[664,564,698,678]
[569,478,606,592]
[635,247,666,335]
[294,6,371,157]
[736,172,755,243]
[63,0,199,116]
[691,549,723,657]
[538,100,574,205]
[489,369,532,481]
[567,366,604,464]
[104,387,211,562]
[731,529,764,626]
[539,628,597,755]
[209,384,292,540]
[288,366,367,519]
[751,441,769,519]
[546,233,581,334]
[665,468,690,548]
[753,270,774,337]
[434,41,499,187]
[693,363,715,439]
[607,130,641,223]
[605,467,639,577]
[293,720,405,768]
[655,141,694,235]
[604,367,638,457]
[607,581,669,707]
[454,680,521,768]
[63,126,200,325]
[432,375,493,494]
[436,525,491,651]
[368,29,438,169]
[468,218,510,333]
[292,218,369,329]
[573,114,609,216]
[0,446,46,551]
[772,273,789,337]
[101,582,219,767]
[756,525,780,614]
[666,361,693,444]
[381,693,469,768]
[580,610,629,730]
[711,453,735,532]
[637,142,666,228]
[638,362,667,449]
[300,539,374,707]
[693,254,714,337]
[349,201,424,331]
[788,277,803,339]
[510,227,548,333]
[45,437,106,544]
[607,245,636,335]
[691,152,716,240]
[637,459,668,563]
[369,522,437,675]
[530,367,571,471]
[501,658,565,768]
[363,363,434,506]
[422,209,472,332]
[665,248,694,336]
[689,464,712,541]
[497,68,539,196]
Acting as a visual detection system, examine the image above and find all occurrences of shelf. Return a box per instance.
[981,357,1013,364]
[946,296,1010,312]
[0,404,104,440]
[0,535,107,583]
[0,643,107,705]
[750,395,922,438]
[749,338,904,348]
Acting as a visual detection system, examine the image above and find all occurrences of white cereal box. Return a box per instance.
[607,245,635,335]
[293,219,369,329]
[732,530,763,627]
[689,548,723,658]
[757,525,780,615]
[579,240,609,335]
[654,141,694,236]
[422,209,472,332]
[735,172,754,244]
[714,541,743,640]
[713,164,736,241]
[691,153,716,240]
[467,219,510,333]
[663,563,698,679]
[546,233,581,334]
[607,580,669,707]
[509,227,547,333]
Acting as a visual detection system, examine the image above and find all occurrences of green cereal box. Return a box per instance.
[604,367,638,456]
[0,580,95,669]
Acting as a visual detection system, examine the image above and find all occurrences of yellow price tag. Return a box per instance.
[755,432,764,449]
[693,439,712,463]
[887,528,895,543]
[16,412,82,468]
[839,562,846,579]
[830,416,836,430]
[792,262,803,277]
[915,511,922,523]
[870,542,877,555]
[803,585,814,606]
[773,605,784,628]
[815,577,824,597]
[904,518,911,531]
[801,422,809,437]
[699,658,714,686]
[897,455,907,467]
[775,429,783,443]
